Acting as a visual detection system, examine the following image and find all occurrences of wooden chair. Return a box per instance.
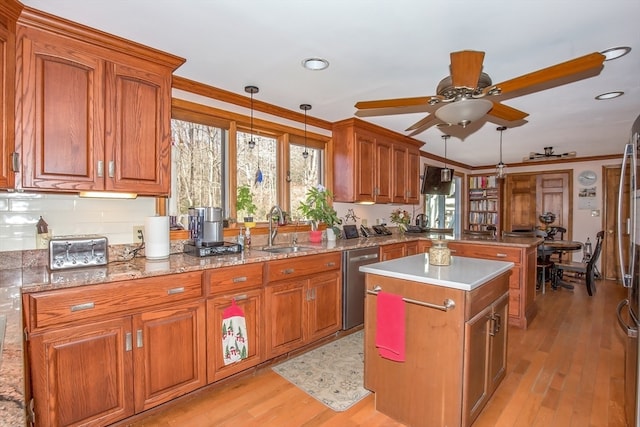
[552,231,604,296]
[502,230,535,238]
[534,229,554,294]
[463,229,494,239]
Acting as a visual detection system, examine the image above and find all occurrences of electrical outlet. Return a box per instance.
[133,226,144,242]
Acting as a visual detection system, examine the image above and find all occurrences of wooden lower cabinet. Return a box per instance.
[264,252,342,358]
[379,242,407,260]
[449,241,537,328]
[463,292,509,425]
[207,289,263,383]
[364,270,510,426]
[132,301,206,412]
[29,317,134,426]
[28,300,206,426]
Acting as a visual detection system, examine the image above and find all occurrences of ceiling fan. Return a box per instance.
[524,146,577,162]
[354,50,606,137]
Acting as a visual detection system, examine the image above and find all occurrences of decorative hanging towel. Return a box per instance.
[222,299,249,365]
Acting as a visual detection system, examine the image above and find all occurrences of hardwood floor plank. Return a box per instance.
[123,279,629,427]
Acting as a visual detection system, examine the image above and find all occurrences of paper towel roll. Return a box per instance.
[144,216,170,260]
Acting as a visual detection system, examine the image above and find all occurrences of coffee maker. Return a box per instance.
[188,207,224,247]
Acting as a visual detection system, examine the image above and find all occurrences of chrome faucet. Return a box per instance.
[267,205,283,247]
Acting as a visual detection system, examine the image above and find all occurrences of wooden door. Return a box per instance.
[264,279,306,358]
[105,59,171,195]
[375,137,393,203]
[307,270,341,342]
[355,131,376,202]
[207,289,263,383]
[604,165,629,280]
[392,144,407,203]
[29,317,134,427]
[133,300,206,412]
[504,174,536,232]
[19,29,105,191]
[536,172,571,238]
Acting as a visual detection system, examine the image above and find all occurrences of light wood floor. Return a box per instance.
[123,279,629,427]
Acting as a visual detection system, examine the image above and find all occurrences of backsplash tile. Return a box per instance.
[0,192,156,252]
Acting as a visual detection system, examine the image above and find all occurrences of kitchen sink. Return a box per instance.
[260,245,313,254]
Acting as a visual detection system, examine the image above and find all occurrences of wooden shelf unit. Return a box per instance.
[468,174,503,233]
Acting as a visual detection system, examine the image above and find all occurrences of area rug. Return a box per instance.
[271,330,370,411]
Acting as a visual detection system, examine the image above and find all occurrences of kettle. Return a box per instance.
[415,214,428,230]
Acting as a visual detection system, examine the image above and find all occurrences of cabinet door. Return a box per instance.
[380,242,406,260]
[488,293,509,393]
[355,131,376,202]
[307,270,341,342]
[463,305,492,426]
[406,148,421,204]
[207,289,263,383]
[375,137,392,203]
[504,174,537,231]
[264,279,307,358]
[0,8,18,189]
[392,144,408,204]
[132,300,206,412]
[19,29,105,191]
[105,60,171,195]
[29,317,134,427]
[406,240,420,256]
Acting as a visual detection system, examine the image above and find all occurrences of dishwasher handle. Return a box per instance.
[349,254,379,263]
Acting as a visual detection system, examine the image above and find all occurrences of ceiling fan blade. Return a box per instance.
[483,52,605,97]
[450,50,485,89]
[406,115,441,136]
[487,102,529,121]
[355,102,438,118]
[355,96,433,110]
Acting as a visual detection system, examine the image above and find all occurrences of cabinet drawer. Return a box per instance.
[204,263,263,295]
[265,252,341,282]
[26,271,203,330]
[450,244,521,263]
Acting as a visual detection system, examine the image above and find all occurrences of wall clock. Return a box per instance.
[578,170,597,186]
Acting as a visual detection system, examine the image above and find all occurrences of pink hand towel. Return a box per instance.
[375,291,406,362]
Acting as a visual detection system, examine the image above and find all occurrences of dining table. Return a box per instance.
[540,240,584,290]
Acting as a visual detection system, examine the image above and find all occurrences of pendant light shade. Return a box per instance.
[496,126,507,179]
[300,104,311,159]
[245,85,259,149]
[441,134,452,182]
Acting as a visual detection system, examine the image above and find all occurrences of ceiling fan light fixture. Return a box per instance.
[302,57,329,71]
[435,98,493,128]
[600,46,631,61]
[595,91,624,100]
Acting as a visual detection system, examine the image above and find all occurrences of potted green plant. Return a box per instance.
[297,184,341,242]
[236,184,257,222]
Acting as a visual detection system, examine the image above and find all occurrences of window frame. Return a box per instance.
[170,98,330,224]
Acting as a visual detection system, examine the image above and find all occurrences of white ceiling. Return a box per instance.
[21,0,640,167]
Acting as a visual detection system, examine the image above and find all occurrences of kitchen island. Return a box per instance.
[361,253,513,427]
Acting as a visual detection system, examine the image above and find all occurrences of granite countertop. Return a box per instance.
[360,253,514,291]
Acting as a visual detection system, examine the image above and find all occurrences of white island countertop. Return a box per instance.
[360,253,514,291]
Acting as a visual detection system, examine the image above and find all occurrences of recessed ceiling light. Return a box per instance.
[302,57,329,71]
[600,46,631,61]
[595,91,624,100]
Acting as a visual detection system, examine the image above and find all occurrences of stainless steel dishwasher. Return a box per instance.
[342,246,380,330]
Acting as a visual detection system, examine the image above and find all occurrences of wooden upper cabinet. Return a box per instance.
[0,0,21,189]
[15,8,185,195]
[392,144,421,204]
[333,117,422,204]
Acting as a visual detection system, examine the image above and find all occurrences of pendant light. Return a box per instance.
[300,104,311,159]
[496,126,507,179]
[441,134,452,182]
[244,85,259,149]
